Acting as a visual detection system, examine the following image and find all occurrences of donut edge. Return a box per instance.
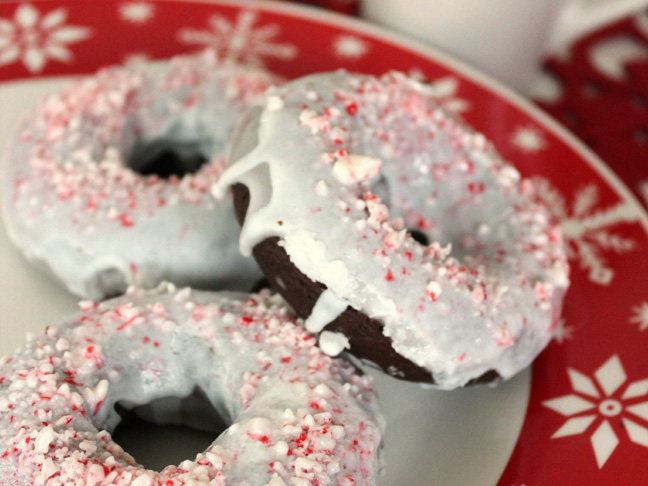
[233,183,501,386]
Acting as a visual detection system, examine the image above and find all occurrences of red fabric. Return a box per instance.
[282,0,359,15]
[536,11,648,207]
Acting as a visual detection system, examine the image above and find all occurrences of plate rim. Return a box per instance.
[169,0,648,231]
[0,1,645,482]
[0,0,648,483]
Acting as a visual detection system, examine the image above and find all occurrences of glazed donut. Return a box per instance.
[1,51,280,300]
[0,284,384,486]
[215,71,570,389]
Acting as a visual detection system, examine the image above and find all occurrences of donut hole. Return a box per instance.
[127,140,208,178]
[407,229,430,246]
[85,266,129,301]
[251,277,273,292]
[357,117,511,264]
[112,387,228,471]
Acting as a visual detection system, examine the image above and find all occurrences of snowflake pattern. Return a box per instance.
[333,34,369,59]
[532,177,638,285]
[119,1,155,24]
[552,318,574,344]
[629,302,648,331]
[543,355,648,468]
[0,3,91,73]
[177,10,297,67]
[511,125,548,153]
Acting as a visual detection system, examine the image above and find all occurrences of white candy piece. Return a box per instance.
[332,154,382,185]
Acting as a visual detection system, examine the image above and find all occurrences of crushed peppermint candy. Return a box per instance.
[216,71,570,388]
[332,154,382,185]
[3,50,278,300]
[0,285,383,486]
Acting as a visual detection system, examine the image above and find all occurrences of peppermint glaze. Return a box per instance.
[0,285,383,486]
[2,51,280,299]
[215,71,570,389]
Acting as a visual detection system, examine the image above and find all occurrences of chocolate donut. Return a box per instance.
[214,71,570,389]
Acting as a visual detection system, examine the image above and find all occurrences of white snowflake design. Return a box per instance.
[511,125,547,153]
[333,34,369,59]
[177,10,297,67]
[0,3,92,73]
[543,355,648,468]
[408,69,470,114]
[629,302,648,331]
[553,318,574,344]
[533,177,638,285]
[119,1,156,24]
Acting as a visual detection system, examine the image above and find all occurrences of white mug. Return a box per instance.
[361,0,648,89]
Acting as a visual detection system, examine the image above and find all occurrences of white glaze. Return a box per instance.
[1,51,280,300]
[215,71,570,389]
[304,289,348,334]
[0,285,384,486]
[319,331,351,357]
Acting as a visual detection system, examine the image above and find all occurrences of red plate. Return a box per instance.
[1,1,647,484]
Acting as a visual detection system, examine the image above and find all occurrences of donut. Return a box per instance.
[214,71,570,389]
[0,284,384,486]
[1,51,280,300]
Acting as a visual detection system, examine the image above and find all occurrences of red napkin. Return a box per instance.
[538,11,648,206]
